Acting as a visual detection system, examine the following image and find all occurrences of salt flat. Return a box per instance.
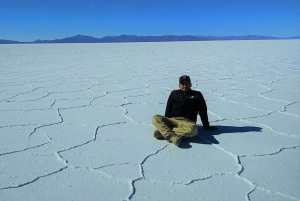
[0,40,299,201]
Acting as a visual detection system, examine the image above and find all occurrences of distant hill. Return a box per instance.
[1,34,300,44]
[200,35,278,40]
[99,35,209,42]
[33,35,101,43]
[286,36,300,39]
[0,39,22,44]
[32,34,208,43]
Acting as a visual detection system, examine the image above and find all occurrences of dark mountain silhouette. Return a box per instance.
[0,39,23,44]
[32,34,207,43]
[200,35,278,40]
[286,35,300,39]
[98,35,207,42]
[1,34,299,44]
[33,35,101,43]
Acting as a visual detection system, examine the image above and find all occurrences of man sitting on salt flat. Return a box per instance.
[152,75,217,147]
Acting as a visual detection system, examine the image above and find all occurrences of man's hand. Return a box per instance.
[205,126,217,131]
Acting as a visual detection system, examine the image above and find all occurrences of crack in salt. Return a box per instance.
[0,142,51,156]
[0,166,68,190]
[28,109,63,138]
[128,144,169,200]
[57,122,128,154]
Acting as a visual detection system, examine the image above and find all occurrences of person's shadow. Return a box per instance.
[180,125,262,149]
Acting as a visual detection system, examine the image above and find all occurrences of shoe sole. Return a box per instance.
[174,137,182,147]
[153,130,164,140]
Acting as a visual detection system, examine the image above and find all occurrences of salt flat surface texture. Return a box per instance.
[0,40,299,201]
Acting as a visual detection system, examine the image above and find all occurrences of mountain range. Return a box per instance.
[1,34,299,44]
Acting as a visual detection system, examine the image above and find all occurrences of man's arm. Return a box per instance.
[164,91,174,117]
[198,92,210,129]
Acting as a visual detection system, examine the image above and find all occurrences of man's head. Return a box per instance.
[179,75,192,91]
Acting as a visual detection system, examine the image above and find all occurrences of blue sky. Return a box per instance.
[1,0,299,42]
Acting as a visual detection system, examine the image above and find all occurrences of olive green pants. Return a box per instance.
[152,115,198,138]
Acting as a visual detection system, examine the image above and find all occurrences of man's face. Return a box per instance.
[179,81,191,91]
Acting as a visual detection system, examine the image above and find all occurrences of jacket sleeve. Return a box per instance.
[198,92,210,128]
[164,91,174,117]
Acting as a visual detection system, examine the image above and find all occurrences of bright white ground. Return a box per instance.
[0,40,299,201]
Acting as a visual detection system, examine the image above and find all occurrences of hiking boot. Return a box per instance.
[169,135,183,147]
[153,130,164,140]
[164,133,182,147]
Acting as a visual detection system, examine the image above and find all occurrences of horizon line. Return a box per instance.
[1,33,299,44]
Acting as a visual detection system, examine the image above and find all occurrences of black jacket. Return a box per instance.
[165,89,209,128]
